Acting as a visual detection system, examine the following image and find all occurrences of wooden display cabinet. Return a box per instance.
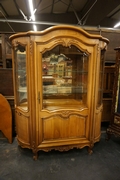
[10,25,109,159]
[107,47,120,138]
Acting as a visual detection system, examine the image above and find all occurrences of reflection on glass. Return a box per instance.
[15,46,28,110]
[42,45,88,108]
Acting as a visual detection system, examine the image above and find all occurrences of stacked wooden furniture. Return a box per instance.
[107,47,120,137]
[102,64,115,122]
[0,33,15,137]
[10,25,109,159]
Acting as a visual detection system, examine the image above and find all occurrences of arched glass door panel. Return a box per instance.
[42,45,89,109]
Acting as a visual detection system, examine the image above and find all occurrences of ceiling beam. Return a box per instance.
[51,0,55,13]
[13,0,22,16]
[85,0,120,26]
[79,0,98,25]
[0,3,9,17]
[66,0,72,13]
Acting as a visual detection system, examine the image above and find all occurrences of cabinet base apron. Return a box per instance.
[16,136,101,160]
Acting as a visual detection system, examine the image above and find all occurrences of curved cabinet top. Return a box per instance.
[9,25,109,45]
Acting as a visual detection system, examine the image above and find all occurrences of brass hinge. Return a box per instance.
[38,91,40,104]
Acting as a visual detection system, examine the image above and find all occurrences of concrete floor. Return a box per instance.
[0,133,120,180]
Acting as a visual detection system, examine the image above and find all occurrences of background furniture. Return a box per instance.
[0,33,15,136]
[107,47,120,138]
[0,94,12,143]
[102,64,115,122]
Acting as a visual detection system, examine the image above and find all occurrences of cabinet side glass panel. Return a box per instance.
[42,45,88,108]
[15,47,28,110]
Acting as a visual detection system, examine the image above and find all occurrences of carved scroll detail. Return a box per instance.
[13,40,26,48]
[38,144,91,152]
[39,38,88,53]
[60,110,71,118]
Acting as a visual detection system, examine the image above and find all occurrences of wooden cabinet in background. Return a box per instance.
[102,64,115,122]
[0,34,15,137]
[107,47,120,138]
[10,25,109,159]
[0,33,12,68]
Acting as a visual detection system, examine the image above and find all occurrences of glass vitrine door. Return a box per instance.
[14,45,28,110]
[42,45,89,109]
